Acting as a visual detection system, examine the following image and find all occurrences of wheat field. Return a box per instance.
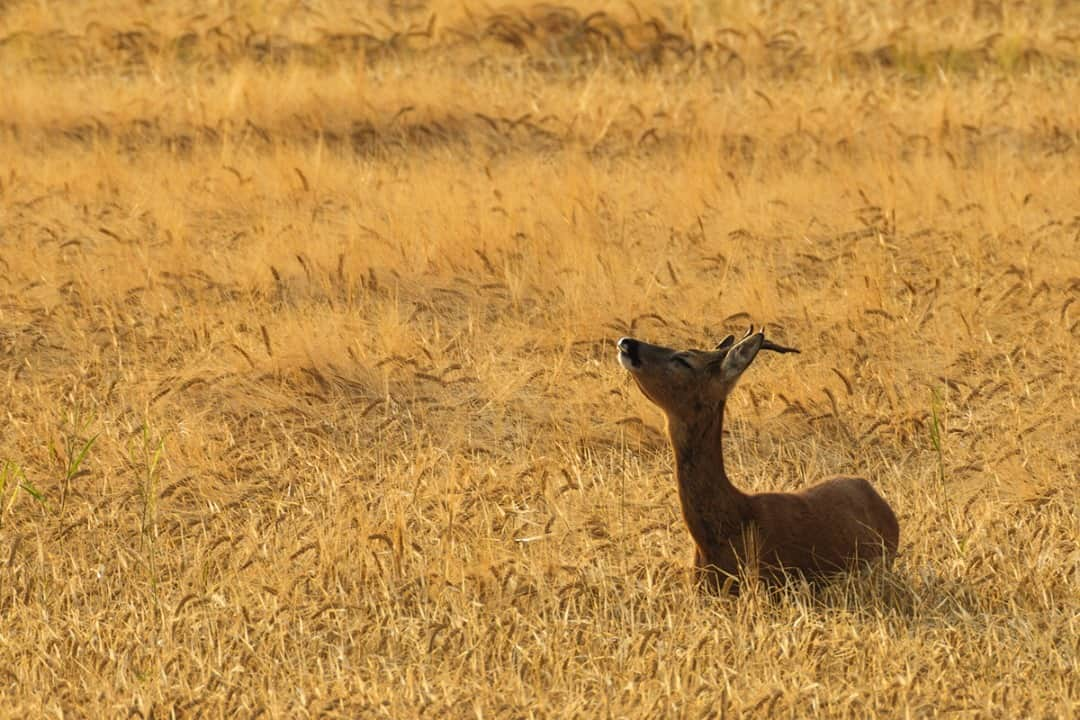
[1,0,1078,717]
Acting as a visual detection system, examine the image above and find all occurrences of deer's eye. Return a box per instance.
[671,355,692,369]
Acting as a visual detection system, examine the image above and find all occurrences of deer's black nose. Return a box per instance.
[617,337,640,363]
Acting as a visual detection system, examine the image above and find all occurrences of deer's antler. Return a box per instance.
[717,325,799,354]
[761,338,800,354]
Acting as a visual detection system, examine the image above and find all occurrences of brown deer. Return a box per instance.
[617,327,899,592]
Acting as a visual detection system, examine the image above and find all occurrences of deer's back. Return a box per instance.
[749,476,899,577]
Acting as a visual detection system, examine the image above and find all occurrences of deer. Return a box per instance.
[617,326,899,592]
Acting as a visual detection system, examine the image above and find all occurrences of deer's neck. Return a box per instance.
[667,403,750,551]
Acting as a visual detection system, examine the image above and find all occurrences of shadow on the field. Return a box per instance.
[721,561,992,623]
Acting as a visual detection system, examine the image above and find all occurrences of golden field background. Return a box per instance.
[1,0,1078,716]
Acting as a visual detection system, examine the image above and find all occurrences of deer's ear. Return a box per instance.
[719,332,764,383]
[714,334,736,351]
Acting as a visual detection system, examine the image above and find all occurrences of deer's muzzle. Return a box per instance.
[617,337,641,369]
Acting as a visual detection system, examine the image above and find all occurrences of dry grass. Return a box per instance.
[1,0,1078,717]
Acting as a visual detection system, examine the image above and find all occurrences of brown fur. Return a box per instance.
[618,330,899,592]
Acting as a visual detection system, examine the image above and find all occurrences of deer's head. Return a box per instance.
[617,327,799,424]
